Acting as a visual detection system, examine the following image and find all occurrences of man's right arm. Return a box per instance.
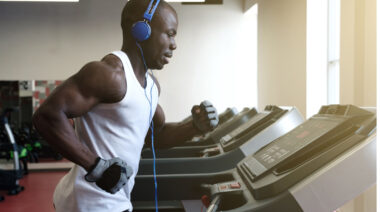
[32,58,126,171]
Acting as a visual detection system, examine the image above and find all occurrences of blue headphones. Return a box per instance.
[131,0,161,42]
[133,2,161,211]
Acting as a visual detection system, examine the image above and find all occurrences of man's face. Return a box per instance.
[143,7,178,70]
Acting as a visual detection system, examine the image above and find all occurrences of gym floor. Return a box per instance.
[0,171,66,212]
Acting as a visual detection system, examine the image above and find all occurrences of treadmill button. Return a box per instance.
[219,185,228,190]
[229,182,241,189]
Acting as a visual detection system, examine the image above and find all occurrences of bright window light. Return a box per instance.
[327,0,340,104]
[306,0,328,118]
[306,0,340,118]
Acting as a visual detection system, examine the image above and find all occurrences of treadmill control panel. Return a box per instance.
[254,118,342,169]
[239,116,347,179]
[237,105,375,200]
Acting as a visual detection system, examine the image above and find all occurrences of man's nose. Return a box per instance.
[170,39,177,50]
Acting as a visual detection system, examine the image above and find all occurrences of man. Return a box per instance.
[32,0,218,211]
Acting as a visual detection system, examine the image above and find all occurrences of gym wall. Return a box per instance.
[158,0,258,121]
[339,0,377,211]
[340,0,377,107]
[255,0,307,116]
[0,0,375,119]
[0,0,258,122]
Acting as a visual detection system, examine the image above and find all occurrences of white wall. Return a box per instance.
[256,0,307,116]
[160,0,257,120]
[363,0,376,106]
[339,0,377,211]
[0,0,258,121]
[341,0,377,107]
[0,0,125,80]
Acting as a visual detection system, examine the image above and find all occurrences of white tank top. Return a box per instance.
[53,51,159,212]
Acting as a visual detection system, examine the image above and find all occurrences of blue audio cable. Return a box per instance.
[137,42,159,212]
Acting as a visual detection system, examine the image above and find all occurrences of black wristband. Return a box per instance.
[87,157,101,173]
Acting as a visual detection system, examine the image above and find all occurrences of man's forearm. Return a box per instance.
[32,106,98,171]
[153,121,201,149]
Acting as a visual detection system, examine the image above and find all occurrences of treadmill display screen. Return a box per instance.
[253,117,345,169]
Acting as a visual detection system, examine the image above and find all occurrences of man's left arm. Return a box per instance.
[148,103,218,149]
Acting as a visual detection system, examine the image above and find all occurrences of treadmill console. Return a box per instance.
[248,117,345,176]
[220,105,286,151]
[237,105,375,199]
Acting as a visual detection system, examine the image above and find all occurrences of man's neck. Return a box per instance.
[121,42,148,82]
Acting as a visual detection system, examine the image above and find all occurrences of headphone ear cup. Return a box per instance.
[131,21,151,42]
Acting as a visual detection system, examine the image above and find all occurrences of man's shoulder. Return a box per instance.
[100,54,124,73]
[77,54,125,81]
[73,56,127,103]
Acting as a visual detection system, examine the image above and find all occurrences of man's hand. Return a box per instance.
[85,157,133,194]
[191,100,219,133]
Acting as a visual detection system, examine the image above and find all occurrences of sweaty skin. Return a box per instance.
[32,1,210,171]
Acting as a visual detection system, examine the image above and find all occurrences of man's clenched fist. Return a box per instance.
[192,100,219,133]
[85,157,133,194]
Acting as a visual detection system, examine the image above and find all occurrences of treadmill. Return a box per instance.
[218,108,239,125]
[141,107,240,157]
[179,107,258,147]
[142,105,303,158]
[138,106,304,174]
[132,105,376,212]
[141,107,239,153]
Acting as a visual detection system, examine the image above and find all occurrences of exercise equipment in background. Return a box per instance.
[132,105,376,212]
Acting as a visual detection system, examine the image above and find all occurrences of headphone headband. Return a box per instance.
[143,0,161,22]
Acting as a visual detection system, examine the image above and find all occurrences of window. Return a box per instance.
[307,0,340,118]
[327,0,340,104]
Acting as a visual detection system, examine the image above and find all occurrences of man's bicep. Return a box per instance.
[42,77,99,119]
[41,63,104,118]
[153,104,165,132]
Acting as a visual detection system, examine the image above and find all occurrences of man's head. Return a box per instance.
[121,0,178,70]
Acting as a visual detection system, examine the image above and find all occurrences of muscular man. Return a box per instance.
[32,0,218,211]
